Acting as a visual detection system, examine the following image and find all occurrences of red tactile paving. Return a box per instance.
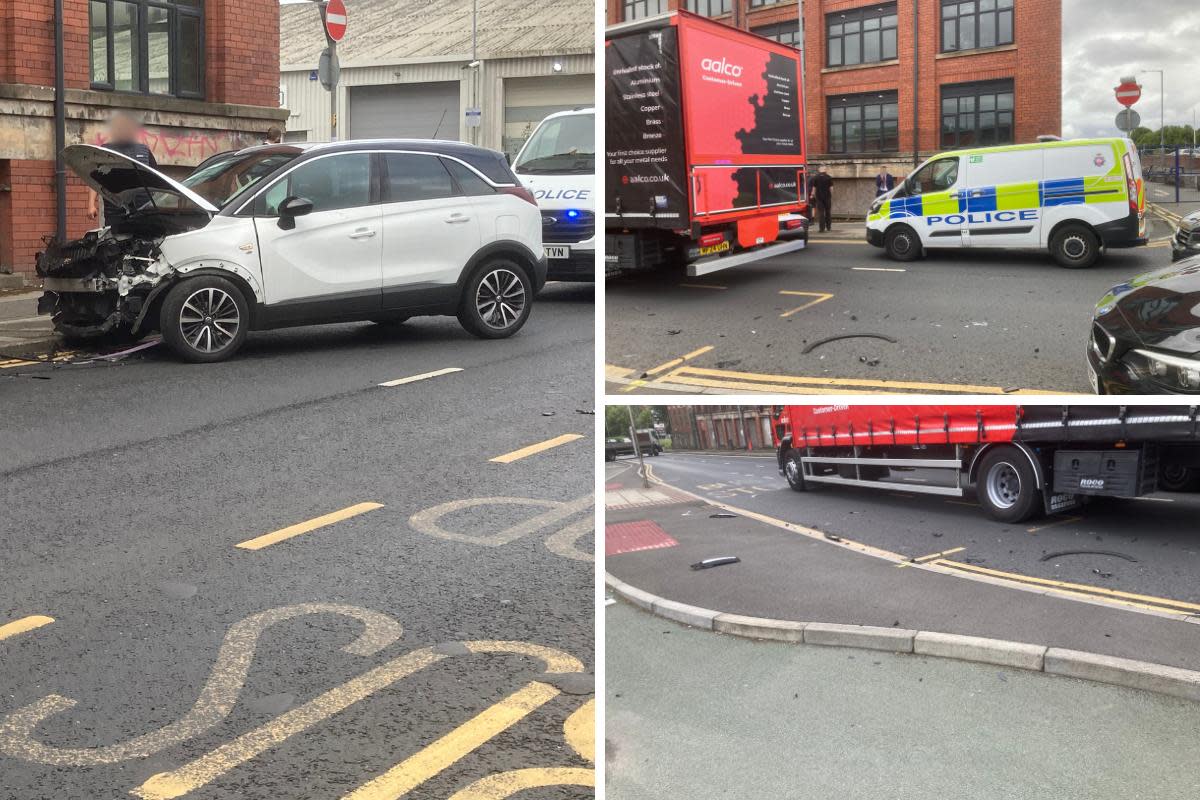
[605,520,679,556]
[605,482,623,490]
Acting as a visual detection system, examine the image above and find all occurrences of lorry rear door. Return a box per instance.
[960,148,1043,248]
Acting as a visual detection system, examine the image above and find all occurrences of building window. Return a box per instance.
[827,4,897,67]
[753,22,800,47]
[688,0,732,17]
[89,0,204,98]
[749,0,782,6]
[941,80,1014,148]
[624,0,665,19]
[827,91,899,154]
[942,0,1014,52]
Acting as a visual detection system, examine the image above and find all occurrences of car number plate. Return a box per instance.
[544,245,570,259]
[1086,363,1099,394]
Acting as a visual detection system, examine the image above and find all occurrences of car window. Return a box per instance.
[910,157,959,195]
[442,158,495,197]
[383,153,456,203]
[260,153,372,216]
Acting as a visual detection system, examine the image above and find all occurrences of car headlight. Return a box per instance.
[1124,349,1200,391]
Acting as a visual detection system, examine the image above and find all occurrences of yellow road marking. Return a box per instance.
[1026,515,1082,534]
[934,559,1200,613]
[235,502,384,550]
[644,345,715,377]
[562,699,595,762]
[617,379,647,393]
[0,615,53,642]
[342,682,560,800]
[658,365,1073,395]
[447,768,595,799]
[897,546,965,567]
[678,283,727,290]
[778,290,834,318]
[378,367,462,387]
[490,434,584,464]
[0,352,77,369]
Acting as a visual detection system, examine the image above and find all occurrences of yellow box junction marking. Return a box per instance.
[235,502,384,550]
[490,434,584,464]
[342,682,561,800]
[378,367,463,387]
[0,615,53,642]
[778,290,834,318]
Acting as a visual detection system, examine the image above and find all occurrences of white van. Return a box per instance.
[866,138,1146,268]
[512,108,595,281]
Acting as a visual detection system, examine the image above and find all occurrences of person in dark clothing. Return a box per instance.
[87,110,158,225]
[875,165,896,197]
[809,167,834,232]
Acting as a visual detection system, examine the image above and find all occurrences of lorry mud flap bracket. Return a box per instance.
[688,239,807,278]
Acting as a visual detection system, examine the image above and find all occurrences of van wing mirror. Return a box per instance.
[277,196,314,230]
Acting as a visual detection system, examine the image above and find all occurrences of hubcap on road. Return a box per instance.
[180,287,239,353]
[476,268,526,330]
[986,462,1021,509]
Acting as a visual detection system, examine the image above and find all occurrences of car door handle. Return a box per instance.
[348,228,376,239]
[444,214,471,224]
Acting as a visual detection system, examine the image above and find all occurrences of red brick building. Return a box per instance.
[607,0,1061,211]
[0,0,287,281]
[667,405,777,450]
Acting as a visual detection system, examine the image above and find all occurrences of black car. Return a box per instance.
[1172,209,1200,262]
[1088,255,1200,393]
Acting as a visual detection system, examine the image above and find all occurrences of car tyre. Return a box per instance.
[159,277,249,363]
[1051,224,1100,269]
[884,224,921,262]
[458,258,533,339]
[784,450,807,492]
[976,447,1041,523]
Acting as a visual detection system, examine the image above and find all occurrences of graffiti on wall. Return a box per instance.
[86,127,264,166]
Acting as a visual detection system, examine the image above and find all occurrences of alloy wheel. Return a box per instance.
[475,268,526,330]
[179,287,240,354]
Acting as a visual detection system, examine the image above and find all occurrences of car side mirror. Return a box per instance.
[277,196,314,230]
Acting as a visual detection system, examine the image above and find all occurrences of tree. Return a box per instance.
[605,406,631,438]
[1131,125,1196,149]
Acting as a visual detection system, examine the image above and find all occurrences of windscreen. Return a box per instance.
[182,150,300,209]
[513,113,595,175]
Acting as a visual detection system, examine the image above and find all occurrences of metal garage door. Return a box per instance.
[349,82,461,140]
[503,74,594,158]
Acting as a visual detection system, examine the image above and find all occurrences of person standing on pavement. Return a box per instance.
[809,166,834,232]
[875,165,896,197]
[87,111,157,226]
[263,126,283,145]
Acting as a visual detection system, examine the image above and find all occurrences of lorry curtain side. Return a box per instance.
[779,405,1200,448]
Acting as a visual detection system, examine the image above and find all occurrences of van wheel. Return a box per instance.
[784,451,807,491]
[884,225,921,261]
[1051,224,1100,268]
[159,277,248,363]
[458,259,532,339]
[976,447,1041,523]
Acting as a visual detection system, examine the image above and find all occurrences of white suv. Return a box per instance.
[38,141,546,362]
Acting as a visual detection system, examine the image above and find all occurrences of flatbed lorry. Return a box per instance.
[773,404,1200,522]
[605,10,809,278]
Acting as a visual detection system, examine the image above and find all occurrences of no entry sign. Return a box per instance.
[324,0,347,42]
[1114,78,1141,108]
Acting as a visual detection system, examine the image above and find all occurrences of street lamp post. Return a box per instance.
[627,406,649,488]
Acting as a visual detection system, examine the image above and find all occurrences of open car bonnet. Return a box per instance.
[63,144,219,217]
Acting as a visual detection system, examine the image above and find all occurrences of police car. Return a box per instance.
[866,138,1146,268]
[511,108,595,281]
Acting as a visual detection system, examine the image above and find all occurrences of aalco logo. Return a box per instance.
[701,57,743,78]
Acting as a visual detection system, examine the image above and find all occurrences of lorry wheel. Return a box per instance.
[976,448,1041,523]
[1050,224,1100,269]
[784,451,807,492]
[1159,463,1200,492]
[884,225,921,261]
[159,277,249,363]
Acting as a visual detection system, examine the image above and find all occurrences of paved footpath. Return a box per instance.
[607,601,1200,800]
[604,459,1200,672]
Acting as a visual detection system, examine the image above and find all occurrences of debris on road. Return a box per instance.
[802,333,898,354]
[690,556,740,570]
[1039,550,1138,563]
[709,512,737,519]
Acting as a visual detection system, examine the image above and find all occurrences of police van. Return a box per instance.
[512,107,595,281]
[866,138,1146,268]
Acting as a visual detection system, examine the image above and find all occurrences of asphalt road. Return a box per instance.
[605,218,1178,395]
[633,451,1200,609]
[0,283,595,799]
[606,601,1200,800]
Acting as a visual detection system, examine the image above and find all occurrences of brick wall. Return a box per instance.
[206,0,282,108]
[0,0,91,88]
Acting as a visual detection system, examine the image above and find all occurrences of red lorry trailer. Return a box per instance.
[773,404,1200,522]
[605,10,809,278]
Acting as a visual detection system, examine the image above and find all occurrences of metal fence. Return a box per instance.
[1139,146,1200,201]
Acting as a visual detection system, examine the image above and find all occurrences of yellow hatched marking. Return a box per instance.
[778,291,834,318]
[490,434,584,464]
[235,502,383,550]
[447,768,595,799]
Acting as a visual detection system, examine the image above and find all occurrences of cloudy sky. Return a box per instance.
[1063,0,1200,138]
